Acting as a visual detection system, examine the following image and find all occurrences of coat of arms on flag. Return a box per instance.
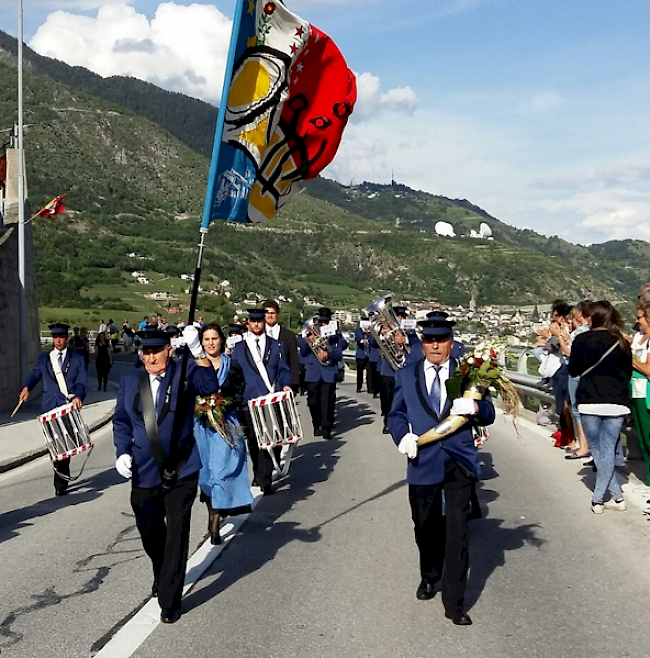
[203,0,356,225]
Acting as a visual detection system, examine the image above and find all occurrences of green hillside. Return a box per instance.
[0,39,642,330]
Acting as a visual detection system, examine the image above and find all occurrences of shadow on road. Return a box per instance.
[0,466,124,544]
[334,394,375,434]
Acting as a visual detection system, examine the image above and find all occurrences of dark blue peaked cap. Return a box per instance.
[136,327,171,348]
[49,323,70,336]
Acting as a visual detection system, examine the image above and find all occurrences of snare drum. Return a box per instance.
[248,390,303,477]
[38,402,93,464]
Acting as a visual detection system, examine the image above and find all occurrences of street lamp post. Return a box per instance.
[17,0,26,381]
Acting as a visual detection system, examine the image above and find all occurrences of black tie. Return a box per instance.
[155,375,164,409]
[255,338,262,359]
[429,366,441,414]
[58,352,63,369]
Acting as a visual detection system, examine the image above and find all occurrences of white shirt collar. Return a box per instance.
[55,347,67,358]
[424,358,450,372]
[266,324,280,340]
[149,370,166,382]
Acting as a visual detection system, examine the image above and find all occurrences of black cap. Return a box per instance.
[228,324,246,335]
[49,323,70,336]
[418,316,455,337]
[247,309,266,321]
[426,310,449,321]
[316,307,333,322]
[136,328,171,348]
[166,326,181,337]
[393,306,408,317]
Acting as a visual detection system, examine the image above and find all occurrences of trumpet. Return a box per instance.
[367,294,410,370]
[302,318,333,366]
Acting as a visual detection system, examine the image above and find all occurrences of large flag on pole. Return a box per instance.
[202,0,356,226]
[36,193,67,219]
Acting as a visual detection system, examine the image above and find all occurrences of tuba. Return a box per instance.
[366,294,410,370]
[302,318,333,366]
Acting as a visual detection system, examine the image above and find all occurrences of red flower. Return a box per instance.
[475,357,483,366]
[490,348,497,358]
[264,2,275,14]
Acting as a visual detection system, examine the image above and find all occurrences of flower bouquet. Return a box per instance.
[417,340,520,447]
[195,393,227,434]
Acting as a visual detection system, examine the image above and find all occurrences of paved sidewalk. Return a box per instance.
[0,385,117,473]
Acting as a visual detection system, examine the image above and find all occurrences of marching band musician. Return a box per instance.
[354,319,371,394]
[300,307,349,440]
[231,308,292,495]
[263,299,300,394]
[378,305,421,434]
[112,325,218,624]
[368,332,381,398]
[387,315,495,626]
[19,323,87,496]
[225,323,246,356]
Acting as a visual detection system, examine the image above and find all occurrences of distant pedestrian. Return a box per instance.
[138,316,149,331]
[95,332,113,391]
[98,319,107,335]
[108,318,118,349]
[80,327,91,369]
[122,319,135,353]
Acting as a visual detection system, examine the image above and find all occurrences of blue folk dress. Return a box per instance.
[194,355,253,514]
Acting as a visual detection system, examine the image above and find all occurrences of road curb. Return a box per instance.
[0,405,116,475]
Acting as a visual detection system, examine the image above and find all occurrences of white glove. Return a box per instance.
[182,325,205,359]
[398,432,419,460]
[115,454,132,479]
[450,397,477,416]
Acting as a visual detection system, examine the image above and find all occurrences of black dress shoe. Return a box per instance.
[445,611,472,626]
[382,425,389,435]
[262,485,275,496]
[356,388,362,393]
[210,531,222,545]
[322,430,332,440]
[314,427,323,436]
[415,580,437,600]
[160,609,181,624]
[251,477,259,487]
[54,488,68,497]
[151,582,158,598]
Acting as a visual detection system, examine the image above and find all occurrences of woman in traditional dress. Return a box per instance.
[194,323,253,544]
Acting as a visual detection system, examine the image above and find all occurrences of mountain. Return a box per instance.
[0,30,217,157]
[0,33,642,328]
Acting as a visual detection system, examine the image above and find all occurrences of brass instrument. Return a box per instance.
[302,318,333,366]
[366,294,410,370]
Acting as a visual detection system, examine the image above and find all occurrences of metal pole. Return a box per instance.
[17,0,26,382]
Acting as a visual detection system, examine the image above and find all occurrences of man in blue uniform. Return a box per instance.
[112,325,218,624]
[368,331,381,398]
[263,299,300,394]
[231,309,292,495]
[354,319,371,393]
[20,323,87,496]
[378,305,421,434]
[300,308,348,440]
[408,310,466,361]
[387,315,495,626]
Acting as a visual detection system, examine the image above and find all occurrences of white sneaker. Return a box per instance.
[603,498,627,512]
[591,502,604,514]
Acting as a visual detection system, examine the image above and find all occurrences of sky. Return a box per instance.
[1,0,649,245]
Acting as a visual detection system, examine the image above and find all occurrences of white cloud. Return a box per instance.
[352,72,417,121]
[521,91,563,114]
[29,2,232,103]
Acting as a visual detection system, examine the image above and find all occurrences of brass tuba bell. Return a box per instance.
[366,294,411,370]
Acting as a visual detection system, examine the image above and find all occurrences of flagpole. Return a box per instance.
[165,0,246,486]
[17,0,26,382]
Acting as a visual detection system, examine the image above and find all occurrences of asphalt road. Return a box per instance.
[1,380,650,658]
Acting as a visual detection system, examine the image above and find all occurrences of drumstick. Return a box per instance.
[11,399,24,417]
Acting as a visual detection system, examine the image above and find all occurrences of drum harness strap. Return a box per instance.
[48,351,93,482]
[139,361,189,490]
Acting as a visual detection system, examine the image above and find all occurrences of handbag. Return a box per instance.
[538,353,562,378]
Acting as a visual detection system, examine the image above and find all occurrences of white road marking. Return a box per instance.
[94,489,263,658]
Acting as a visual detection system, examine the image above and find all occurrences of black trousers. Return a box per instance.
[131,473,198,614]
[241,408,278,488]
[307,380,336,435]
[355,358,369,392]
[298,365,307,395]
[409,460,474,615]
[368,361,381,395]
[380,375,396,418]
[53,457,70,493]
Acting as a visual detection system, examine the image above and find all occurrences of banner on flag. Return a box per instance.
[36,193,67,219]
[204,0,356,225]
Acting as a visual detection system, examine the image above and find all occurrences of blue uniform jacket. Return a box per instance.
[368,335,381,364]
[300,333,349,383]
[231,336,291,400]
[24,350,87,412]
[378,331,422,377]
[354,328,370,360]
[297,336,308,365]
[387,358,495,485]
[112,359,219,488]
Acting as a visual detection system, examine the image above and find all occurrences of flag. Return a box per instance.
[37,193,67,219]
[202,0,356,226]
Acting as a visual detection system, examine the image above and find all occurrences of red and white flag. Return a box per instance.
[37,193,67,219]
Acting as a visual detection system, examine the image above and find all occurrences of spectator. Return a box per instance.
[630,300,650,488]
[79,327,91,369]
[568,301,632,514]
[122,318,135,353]
[560,300,593,459]
[138,316,149,331]
[68,326,85,355]
[98,318,107,335]
[95,332,113,392]
[108,318,118,350]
